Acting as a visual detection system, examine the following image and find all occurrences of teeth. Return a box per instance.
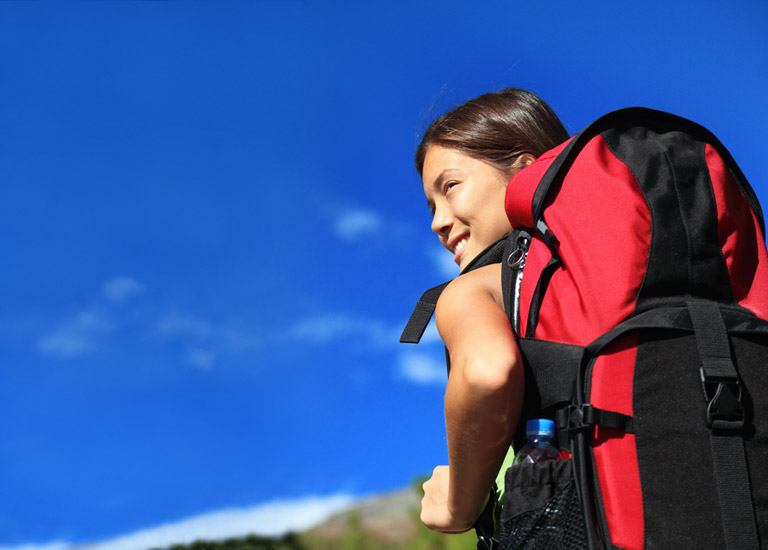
[453,238,468,254]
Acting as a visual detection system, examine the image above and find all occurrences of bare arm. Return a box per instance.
[421,265,523,533]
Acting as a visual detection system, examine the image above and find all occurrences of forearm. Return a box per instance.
[427,267,524,532]
[444,350,523,527]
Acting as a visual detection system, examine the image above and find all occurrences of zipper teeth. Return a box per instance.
[512,249,528,335]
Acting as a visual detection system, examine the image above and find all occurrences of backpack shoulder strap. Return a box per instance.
[400,281,451,344]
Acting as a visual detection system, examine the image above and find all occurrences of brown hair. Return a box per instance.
[415,88,569,178]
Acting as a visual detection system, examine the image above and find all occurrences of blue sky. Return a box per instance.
[1,2,766,548]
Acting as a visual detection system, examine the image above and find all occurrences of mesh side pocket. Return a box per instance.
[499,460,587,550]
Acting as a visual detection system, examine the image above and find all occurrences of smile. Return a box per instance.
[452,237,468,255]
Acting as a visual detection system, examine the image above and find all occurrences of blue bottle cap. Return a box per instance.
[526,418,555,436]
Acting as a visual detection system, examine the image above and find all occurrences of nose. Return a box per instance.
[431,205,453,237]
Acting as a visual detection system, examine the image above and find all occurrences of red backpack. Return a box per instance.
[402,108,768,550]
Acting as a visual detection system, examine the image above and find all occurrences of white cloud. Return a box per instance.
[397,351,446,385]
[0,542,70,550]
[37,311,113,359]
[102,276,145,304]
[0,494,355,550]
[420,320,442,344]
[290,314,397,347]
[186,347,215,369]
[332,208,383,241]
[429,245,459,279]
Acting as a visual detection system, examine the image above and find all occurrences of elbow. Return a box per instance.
[455,350,521,398]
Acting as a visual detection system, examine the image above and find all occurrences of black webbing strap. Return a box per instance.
[557,404,634,435]
[399,282,450,343]
[688,300,759,550]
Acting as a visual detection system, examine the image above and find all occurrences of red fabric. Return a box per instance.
[505,139,570,228]
[507,136,651,345]
[706,144,768,320]
[590,336,644,550]
[506,136,652,547]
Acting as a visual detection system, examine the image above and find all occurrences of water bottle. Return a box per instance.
[513,418,564,464]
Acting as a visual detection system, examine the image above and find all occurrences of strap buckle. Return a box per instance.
[700,368,745,431]
[557,404,595,433]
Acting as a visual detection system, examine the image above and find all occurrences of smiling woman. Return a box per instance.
[417,89,569,271]
[422,146,512,270]
[413,89,568,540]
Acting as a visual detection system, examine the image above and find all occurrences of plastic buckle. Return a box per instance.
[559,404,594,433]
[700,369,745,431]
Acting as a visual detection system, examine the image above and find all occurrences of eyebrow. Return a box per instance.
[431,169,454,191]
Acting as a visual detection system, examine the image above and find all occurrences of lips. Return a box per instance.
[448,234,469,264]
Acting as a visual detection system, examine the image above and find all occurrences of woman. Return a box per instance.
[416,88,569,534]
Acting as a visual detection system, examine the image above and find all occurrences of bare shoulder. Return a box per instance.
[438,264,504,311]
[434,263,517,369]
[435,264,507,343]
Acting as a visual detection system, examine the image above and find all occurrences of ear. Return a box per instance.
[517,153,537,168]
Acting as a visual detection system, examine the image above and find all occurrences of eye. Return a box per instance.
[444,180,460,192]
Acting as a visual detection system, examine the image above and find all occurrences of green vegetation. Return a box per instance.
[152,484,477,550]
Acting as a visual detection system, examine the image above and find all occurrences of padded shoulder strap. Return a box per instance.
[531,107,765,236]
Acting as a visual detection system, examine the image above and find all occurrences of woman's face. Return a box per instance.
[422,145,513,271]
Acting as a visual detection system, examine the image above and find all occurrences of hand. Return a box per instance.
[420,465,477,534]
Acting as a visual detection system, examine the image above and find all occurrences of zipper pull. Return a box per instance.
[507,232,531,270]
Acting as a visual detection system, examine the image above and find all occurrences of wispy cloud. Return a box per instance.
[420,320,442,344]
[186,347,216,370]
[429,245,459,279]
[102,276,145,304]
[37,310,113,359]
[0,494,355,550]
[332,208,383,242]
[0,542,70,550]
[289,314,398,348]
[37,276,147,359]
[397,351,446,385]
[322,203,417,248]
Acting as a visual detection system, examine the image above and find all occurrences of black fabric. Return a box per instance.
[559,404,634,435]
[688,301,760,550]
[499,460,588,550]
[400,281,450,343]
[581,304,768,363]
[474,486,500,550]
[461,235,509,274]
[601,127,734,307]
[731,334,768,545]
[525,254,561,337]
[502,228,533,335]
[517,338,584,413]
[632,330,727,547]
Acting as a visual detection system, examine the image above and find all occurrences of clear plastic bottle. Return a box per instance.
[513,418,564,464]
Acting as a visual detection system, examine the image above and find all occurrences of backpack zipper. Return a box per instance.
[507,232,531,336]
